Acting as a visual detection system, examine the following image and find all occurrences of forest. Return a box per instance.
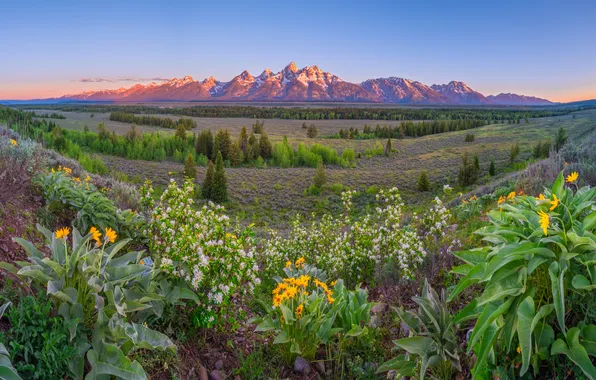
[109,111,197,129]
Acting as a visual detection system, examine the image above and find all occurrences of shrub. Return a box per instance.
[1,295,76,380]
[489,158,496,176]
[465,133,475,142]
[211,151,228,202]
[449,171,596,378]
[140,178,259,327]
[313,161,327,189]
[183,153,196,179]
[458,152,478,187]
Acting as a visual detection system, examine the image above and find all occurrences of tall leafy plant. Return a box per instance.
[448,171,596,378]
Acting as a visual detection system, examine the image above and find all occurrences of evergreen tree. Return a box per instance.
[230,141,244,166]
[417,170,430,191]
[183,153,196,180]
[458,152,478,187]
[555,127,568,152]
[211,152,228,203]
[474,154,480,172]
[489,158,496,176]
[239,126,249,155]
[259,132,272,159]
[385,138,392,156]
[510,142,520,163]
[175,124,187,140]
[196,129,213,158]
[202,160,214,199]
[313,160,327,189]
[306,124,318,138]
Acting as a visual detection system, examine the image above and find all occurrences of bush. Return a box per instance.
[458,152,478,187]
[417,170,430,191]
[1,295,76,380]
[465,133,475,142]
[141,178,259,327]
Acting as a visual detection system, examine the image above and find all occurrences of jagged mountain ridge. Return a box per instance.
[53,62,554,105]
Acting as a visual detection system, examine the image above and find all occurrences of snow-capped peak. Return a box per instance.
[168,75,195,87]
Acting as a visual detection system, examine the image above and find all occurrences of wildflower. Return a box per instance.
[498,195,506,204]
[295,257,305,268]
[73,177,81,183]
[549,194,559,211]
[537,193,546,201]
[105,227,117,243]
[55,227,70,239]
[327,296,335,304]
[517,346,521,354]
[538,210,549,235]
[84,175,91,182]
[330,280,337,287]
[507,191,516,200]
[517,190,524,196]
[10,139,17,146]
[566,171,578,183]
[89,226,102,246]
[285,260,292,268]
[295,304,304,318]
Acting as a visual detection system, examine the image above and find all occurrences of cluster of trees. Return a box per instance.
[16,104,587,122]
[458,152,481,186]
[333,119,487,139]
[29,111,65,119]
[200,152,227,202]
[0,107,354,169]
[109,111,196,130]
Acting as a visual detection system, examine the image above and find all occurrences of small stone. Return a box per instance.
[215,360,224,370]
[294,357,311,375]
[314,361,325,374]
[209,369,224,380]
[198,366,208,380]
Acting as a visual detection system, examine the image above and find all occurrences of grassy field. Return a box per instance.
[89,108,596,228]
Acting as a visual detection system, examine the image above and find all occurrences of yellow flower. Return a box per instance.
[140,259,145,265]
[507,191,516,200]
[295,304,304,318]
[84,175,91,182]
[105,227,117,243]
[537,193,546,201]
[498,195,506,204]
[538,210,549,235]
[285,260,292,268]
[330,280,337,287]
[89,226,102,246]
[10,139,17,146]
[295,257,305,268]
[517,190,524,196]
[327,296,335,304]
[73,177,81,183]
[549,194,559,211]
[566,171,578,183]
[55,227,71,239]
[273,295,282,307]
[517,346,521,354]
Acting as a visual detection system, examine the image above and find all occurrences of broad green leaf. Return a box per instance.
[273,331,290,344]
[85,342,147,380]
[12,237,43,259]
[473,322,500,379]
[377,355,417,375]
[531,304,555,332]
[469,299,513,351]
[551,328,596,379]
[581,324,596,356]
[477,269,525,306]
[0,302,10,319]
[572,274,596,290]
[393,336,434,357]
[517,296,535,376]
[549,262,567,333]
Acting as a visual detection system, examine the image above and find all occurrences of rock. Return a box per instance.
[198,366,208,380]
[371,302,387,314]
[294,356,311,375]
[314,361,325,374]
[215,360,224,370]
[209,369,224,380]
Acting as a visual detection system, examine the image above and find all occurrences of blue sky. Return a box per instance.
[1,0,594,101]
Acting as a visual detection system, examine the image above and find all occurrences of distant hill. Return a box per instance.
[7,62,559,105]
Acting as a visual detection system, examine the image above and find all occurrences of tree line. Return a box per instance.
[332,119,487,139]
[109,111,196,130]
[29,111,66,119]
[14,104,587,122]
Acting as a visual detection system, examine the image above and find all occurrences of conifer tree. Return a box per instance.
[183,153,196,180]
[417,170,430,191]
[385,138,392,156]
[211,151,228,203]
[202,160,214,199]
[259,132,272,159]
[489,158,496,176]
[313,160,327,189]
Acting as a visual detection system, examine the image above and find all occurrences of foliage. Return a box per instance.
[306,124,318,138]
[465,133,475,142]
[202,160,214,200]
[378,279,462,379]
[140,178,259,327]
[1,295,76,379]
[262,189,427,285]
[109,111,196,129]
[555,127,568,152]
[510,141,520,163]
[183,153,196,180]
[533,139,552,159]
[458,152,478,187]
[417,170,430,192]
[0,303,23,380]
[253,262,373,365]
[313,161,327,189]
[489,158,496,176]
[449,171,596,378]
[3,224,181,379]
[211,151,228,203]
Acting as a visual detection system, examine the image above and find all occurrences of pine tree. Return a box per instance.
[417,170,430,191]
[458,152,478,187]
[175,124,187,140]
[474,154,480,172]
[196,129,213,158]
[385,138,392,156]
[313,160,327,189]
[489,158,496,176]
[230,141,244,166]
[183,153,196,180]
[211,152,228,203]
[259,132,272,159]
[202,160,214,199]
[239,126,249,155]
[510,142,520,163]
[555,127,567,152]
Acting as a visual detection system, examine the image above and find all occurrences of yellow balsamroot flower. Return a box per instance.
[330,280,337,287]
[295,304,304,318]
[566,171,578,183]
[327,295,335,304]
[517,190,524,196]
[507,191,516,200]
[10,139,17,146]
[295,257,305,268]
[84,175,91,182]
[538,210,550,235]
[273,295,282,307]
[73,177,81,183]
[517,346,521,354]
[498,195,506,204]
[105,227,117,243]
[537,193,546,201]
[285,260,292,268]
[55,227,71,239]
[89,226,102,246]
[549,194,559,211]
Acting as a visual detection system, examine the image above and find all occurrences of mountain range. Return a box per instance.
[37,62,555,105]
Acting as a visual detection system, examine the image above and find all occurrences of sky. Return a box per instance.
[1,0,595,102]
